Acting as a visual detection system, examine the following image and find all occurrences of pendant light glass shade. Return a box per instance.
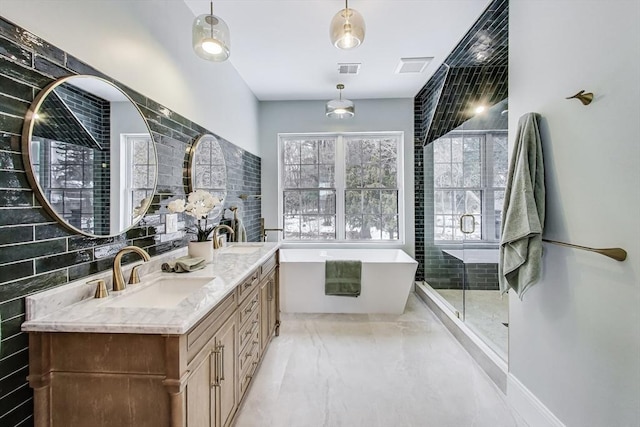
[326,84,355,119]
[330,0,365,49]
[193,2,230,62]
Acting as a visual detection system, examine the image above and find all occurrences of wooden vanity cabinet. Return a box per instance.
[27,250,279,427]
[184,304,237,427]
[259,256,279,353]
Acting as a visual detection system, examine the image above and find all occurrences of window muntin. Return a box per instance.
[282,137,337,240]
[344,136,399,240]
[280,133,402,242]
[433,131,507,243]
[124,134,156,227]
[33,138,97,232]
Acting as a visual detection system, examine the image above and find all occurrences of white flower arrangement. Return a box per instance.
[167,190,222,241]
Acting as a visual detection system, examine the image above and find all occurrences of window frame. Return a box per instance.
[122,133,156,228]
[432,129,507,245]
[278,131,404,245]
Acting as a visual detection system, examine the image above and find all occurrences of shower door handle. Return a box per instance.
[459,214,476,235]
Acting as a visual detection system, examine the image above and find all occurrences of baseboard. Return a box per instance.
[507,374,565,427]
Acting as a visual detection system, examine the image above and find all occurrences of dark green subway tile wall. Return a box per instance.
[414,0,507,282]
[0,15,261,427]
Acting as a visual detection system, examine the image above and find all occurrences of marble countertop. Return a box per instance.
[21,242,279,335]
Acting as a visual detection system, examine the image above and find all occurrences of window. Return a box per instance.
[125,134,156,225]
[433,131,507,242]
[280,132,403,242]
[32,138,97,232]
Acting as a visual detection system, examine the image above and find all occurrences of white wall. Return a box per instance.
[509,1,640,426]
[1,0,260,155]
[259,99,415,256]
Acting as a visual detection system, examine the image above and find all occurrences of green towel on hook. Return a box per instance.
[325,260,361,297]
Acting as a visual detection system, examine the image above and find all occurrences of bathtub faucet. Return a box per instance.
[260,218,283,242]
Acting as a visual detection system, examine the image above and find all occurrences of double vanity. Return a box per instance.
[21,242,280,427]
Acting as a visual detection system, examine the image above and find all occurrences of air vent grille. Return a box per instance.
[338,63,361,74]
[395,57,434,74]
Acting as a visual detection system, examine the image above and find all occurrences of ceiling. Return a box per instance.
[183,0,491,101]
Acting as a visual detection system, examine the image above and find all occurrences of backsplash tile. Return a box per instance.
[0,15,262,426]
[0,239,66,264]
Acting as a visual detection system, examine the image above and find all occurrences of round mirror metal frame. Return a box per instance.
[21,75,158,238]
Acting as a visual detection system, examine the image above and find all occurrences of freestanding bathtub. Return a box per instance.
[280,249,418,314]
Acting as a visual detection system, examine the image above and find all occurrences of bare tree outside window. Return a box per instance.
[433,131,508,242]
[280,133,402,242]
[128,135,156,217]
[282,138,337,240]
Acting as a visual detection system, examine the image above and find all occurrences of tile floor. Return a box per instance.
[435,289,509,359]
[234,294,525,427]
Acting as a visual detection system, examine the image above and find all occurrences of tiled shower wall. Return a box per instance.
[414,0,508,285]
[0,16,261,426]
[43,84,111,235]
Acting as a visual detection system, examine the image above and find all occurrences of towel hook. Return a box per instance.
[566,90,594,106]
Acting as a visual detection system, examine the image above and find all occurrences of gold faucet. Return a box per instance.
[212,224,234,249]
[260,218,283,242]
[112,246,151,291]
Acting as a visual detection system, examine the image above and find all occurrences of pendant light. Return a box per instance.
[326,84,355,119]
[193,1,230,62]
[329,0,365,49]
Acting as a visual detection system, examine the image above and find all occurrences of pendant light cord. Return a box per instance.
[210,1,214,38]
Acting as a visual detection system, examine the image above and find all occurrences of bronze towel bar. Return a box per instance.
[542,238,627,262]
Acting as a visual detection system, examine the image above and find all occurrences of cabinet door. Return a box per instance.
[186,349,215,426]
[216,314,237,427]
[259,278,270,352]
[268,267,279,337]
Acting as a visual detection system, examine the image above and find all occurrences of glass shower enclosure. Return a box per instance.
[424,99,509,360]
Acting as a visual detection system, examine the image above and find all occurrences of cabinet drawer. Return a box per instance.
[239,346,260,399]
[237,268,260,303]
[238,290,259,326]
[186,292,236,363]
[238,309,259,351]
[260,253,277,279]
[238,329,259,373]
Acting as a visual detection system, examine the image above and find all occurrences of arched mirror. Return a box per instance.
[187,134,227,218]
[22,75,157,237]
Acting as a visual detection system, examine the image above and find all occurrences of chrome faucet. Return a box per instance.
[112,246,151,291]
[212,224,234,249]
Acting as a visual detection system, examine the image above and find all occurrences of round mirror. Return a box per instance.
[187,134,227,218]
[22,75,157,237]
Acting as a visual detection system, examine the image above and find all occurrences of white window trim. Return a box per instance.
[117,133,152,230]
[432,129,507,246]
[277,131,405,246]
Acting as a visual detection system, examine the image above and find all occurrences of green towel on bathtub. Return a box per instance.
[325,260,361,297]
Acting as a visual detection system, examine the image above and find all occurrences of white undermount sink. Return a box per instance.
[221,244,263,254]
[105,276,215,309]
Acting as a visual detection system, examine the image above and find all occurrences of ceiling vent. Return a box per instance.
[337,63,361,75]
[395,57,434,74]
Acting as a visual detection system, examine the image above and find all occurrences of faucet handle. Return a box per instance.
[88,279,108,299]
[129,265,143,285]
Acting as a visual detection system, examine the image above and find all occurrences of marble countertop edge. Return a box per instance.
[21,242,280,335]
